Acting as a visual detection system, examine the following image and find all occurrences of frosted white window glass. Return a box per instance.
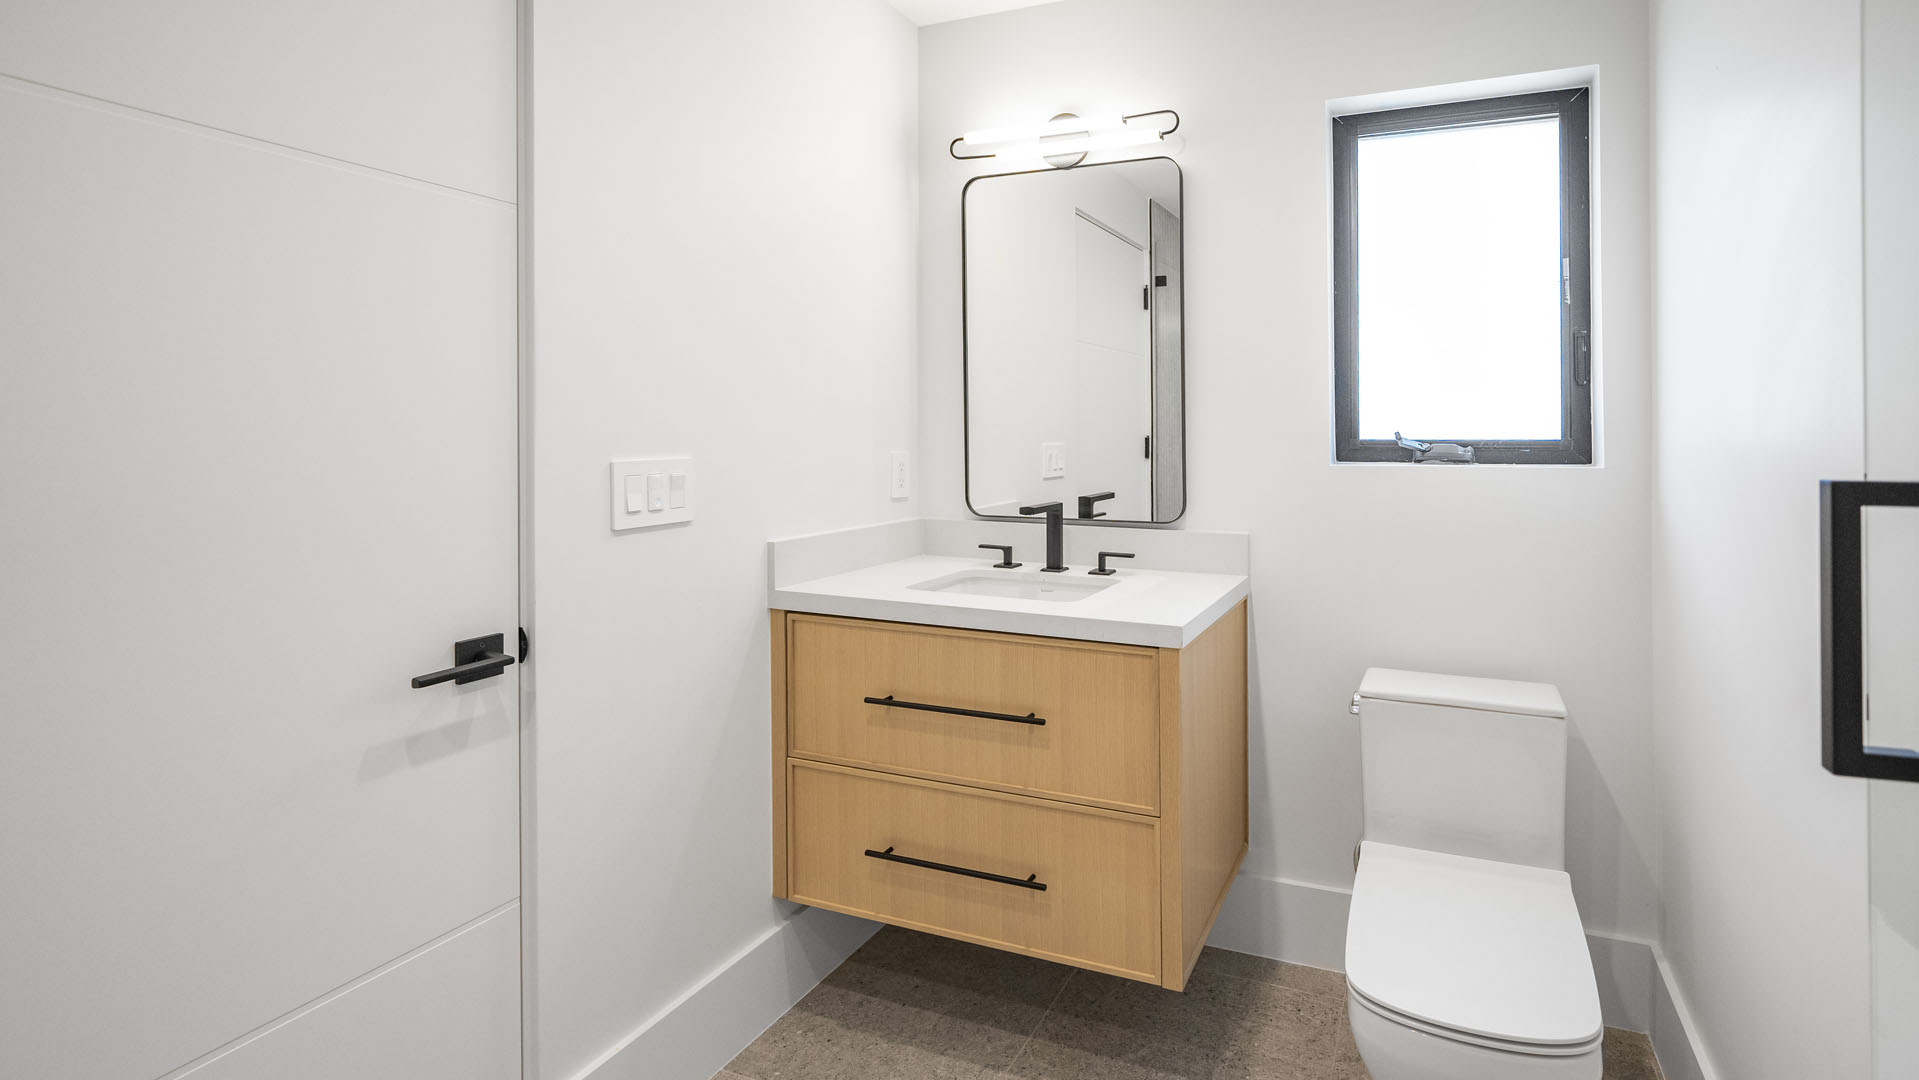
[1356,117,1564,441]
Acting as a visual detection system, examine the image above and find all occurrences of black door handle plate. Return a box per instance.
[411,633,516,689]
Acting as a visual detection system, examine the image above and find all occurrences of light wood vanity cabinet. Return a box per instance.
[771,602,1248,991]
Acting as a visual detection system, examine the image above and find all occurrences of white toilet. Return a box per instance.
[1345,668,1602,1080]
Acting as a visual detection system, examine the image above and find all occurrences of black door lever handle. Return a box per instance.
[411,633,516,688]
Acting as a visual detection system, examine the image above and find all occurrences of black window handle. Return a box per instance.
[863,846,1047,891]
[411,633,516,689]
[863,694,1044,726]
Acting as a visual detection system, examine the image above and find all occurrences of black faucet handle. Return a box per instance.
[978,543,1021,569]
[1089,551,1135,576]
[1077,491,1117,519]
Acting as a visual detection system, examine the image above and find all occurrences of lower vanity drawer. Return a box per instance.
[786,760,1162,982]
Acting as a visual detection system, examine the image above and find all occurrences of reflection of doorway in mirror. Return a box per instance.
[1074,209,1152,521]
[1864,1,1919,1076]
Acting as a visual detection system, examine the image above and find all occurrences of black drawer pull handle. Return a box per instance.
[862,695,1045,726]
[863,846,1046,891]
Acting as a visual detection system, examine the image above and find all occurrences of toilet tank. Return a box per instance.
[1355,668,1569,870]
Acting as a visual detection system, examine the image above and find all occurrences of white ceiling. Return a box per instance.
[883,0,1063,27]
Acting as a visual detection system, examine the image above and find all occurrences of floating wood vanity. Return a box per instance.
[770,601,1247,990]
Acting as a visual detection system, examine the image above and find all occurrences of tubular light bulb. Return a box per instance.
[993,127,1164,161]
[958,114,1125,150]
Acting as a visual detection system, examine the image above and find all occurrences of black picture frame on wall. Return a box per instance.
[1821,479,1919,782]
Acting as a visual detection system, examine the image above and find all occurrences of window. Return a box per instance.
[1332,88,1592,464]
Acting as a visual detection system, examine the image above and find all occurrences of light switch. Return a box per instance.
[1041,442,1067,479]
[610,457,695,532]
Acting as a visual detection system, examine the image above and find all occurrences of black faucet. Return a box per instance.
[1018,502,1068,572]
[1077,491,1116,519]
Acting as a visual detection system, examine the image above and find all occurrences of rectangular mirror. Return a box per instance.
[963,157,1184,524]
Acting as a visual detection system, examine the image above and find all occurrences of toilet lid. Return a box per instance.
[1345,842,1602,1049]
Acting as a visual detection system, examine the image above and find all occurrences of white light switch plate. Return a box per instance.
[1040,442,1067,479]
[611,457,694,531]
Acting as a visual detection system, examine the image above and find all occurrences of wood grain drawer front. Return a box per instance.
[787,762,1161,981]
[787,616,1160,812]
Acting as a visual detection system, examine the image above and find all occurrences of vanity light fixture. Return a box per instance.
[950,108,1179,168]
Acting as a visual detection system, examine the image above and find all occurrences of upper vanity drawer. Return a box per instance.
[785,614,1160,813]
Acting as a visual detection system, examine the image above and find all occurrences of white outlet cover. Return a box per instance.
[1040,442,1066,479]
[889,450,911,499]
[611,457,694,531]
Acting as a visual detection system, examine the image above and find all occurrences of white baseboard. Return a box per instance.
[1205,871,1712,1070]
[1649,946,1719,1080]
[572,875,1718,1080]
[1588,930,1658,1035]
[571,906,880,1080]
[1203,868,1353,972]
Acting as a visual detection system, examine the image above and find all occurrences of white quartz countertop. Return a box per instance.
[769,553,1248,648]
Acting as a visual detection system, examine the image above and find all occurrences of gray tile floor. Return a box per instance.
[718,926,1665,1080]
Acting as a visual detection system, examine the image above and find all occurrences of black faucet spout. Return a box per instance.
[1017,502,1068,572]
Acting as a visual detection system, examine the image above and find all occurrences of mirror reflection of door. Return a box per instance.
[1074,210,1152,521]
[963,157,1184,524]
[1864,0,1919,1075]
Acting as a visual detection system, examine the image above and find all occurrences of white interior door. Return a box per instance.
[1074,213,1153,521]
[0,6,521,1079]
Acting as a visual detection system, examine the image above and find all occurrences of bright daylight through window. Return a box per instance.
[1333,88,1592,464]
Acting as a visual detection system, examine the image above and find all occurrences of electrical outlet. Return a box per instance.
[888,450,911,499]
[1040,442,1067,479]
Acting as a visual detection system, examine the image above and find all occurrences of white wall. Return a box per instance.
[527,1,917,1077]
[1649,0,1871,1076]
[920,0,1660,946]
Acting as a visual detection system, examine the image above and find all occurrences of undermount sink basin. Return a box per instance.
[908,569,1113,603]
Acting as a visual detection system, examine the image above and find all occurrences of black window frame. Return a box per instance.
[1332,87,1593,465]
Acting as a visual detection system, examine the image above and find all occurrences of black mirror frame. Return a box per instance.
[1821,479,1919,781]
[960,155,1186,526]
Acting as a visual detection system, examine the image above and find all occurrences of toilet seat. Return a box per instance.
[1345,841,1602,1055]
[1348,985,1601,1057]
